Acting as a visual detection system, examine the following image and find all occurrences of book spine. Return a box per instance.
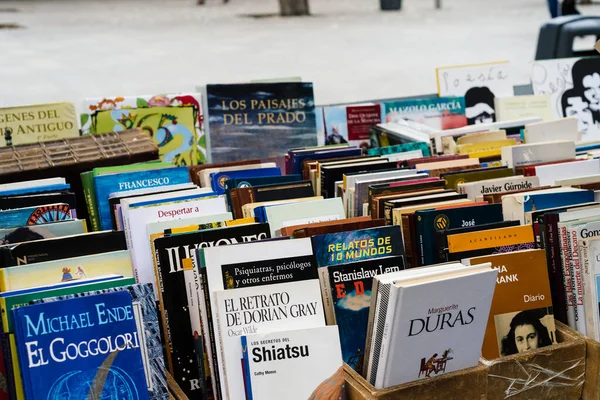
[373,284,398,389]
[80,171,100,231]
[229,189,241,218]
[415,216,427,266]
[362,278,380,379]
[153,244,175,374]
[235,188,255,219]
[568,228,587,335]
[580,241,598,340]
[383,202,394,226]
[0,271,8,292]
[545,215,568,325]
[559,224,577,328]
[400,215,413,268]
[121,207,140,283]
[1,333,17,400]
[318,267,336,325]
[240,336,254,400]
[9,334,24,399]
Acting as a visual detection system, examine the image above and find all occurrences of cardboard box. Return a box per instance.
[583,336,600,400]
[344,363,488,400]
[484,321,585,400]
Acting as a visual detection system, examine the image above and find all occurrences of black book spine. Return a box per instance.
[544,213,568,325]
[199,266,222,400]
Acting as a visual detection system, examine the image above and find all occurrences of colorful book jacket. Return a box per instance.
[206,83,317,163]
[153,224,271,398]
[29,283,167,400]
[0,220,87,246]
[367,142,431,157]
[210,167,281,195]
[326,256,404,372]
[93,166,191,230]
[315,104,382,148]
[13,291,150,400]
[0,204,72,229]
[383,97,467,130]
[0,191,77,219]
[82,93,206,165]
[311,226,404,268]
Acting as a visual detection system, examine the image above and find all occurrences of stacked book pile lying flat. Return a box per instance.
[0,54,599,400]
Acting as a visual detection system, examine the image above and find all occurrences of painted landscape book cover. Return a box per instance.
[13,291,150,400]
[206,83,317,163]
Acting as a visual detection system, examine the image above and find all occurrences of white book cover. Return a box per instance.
[556,174,600,187]
[121,191,227,292]
[108,182,197,199]
[501,187,582,224]
[524,117,580,144]
[384,149,424,162]
[581,237,600,341]
[0,177,66,192]
[374,267,497,389]
[265,197,346,237]
[241,326,343,400]
[500,140,576,169]
[533,159,600,187]
[146,212,232,239]
[457,175,539,201]
[214,280,325,400]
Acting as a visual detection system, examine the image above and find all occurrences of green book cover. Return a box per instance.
[80,171,100,231]
[0,277,135,333]
[92,160,170,177]
[442,167,513,190]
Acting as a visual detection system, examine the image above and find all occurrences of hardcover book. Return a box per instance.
[0,203,72,229]
[241,326,344,400]
[0,230,126,267]
[0,250,134,292]
[311,225,404,268]
[0,219,87,245]
[214,279,325,400]
[468,250,556,359]
[323,256,405,372]
[153,224,271,397]
[205,83,318,163]
[209,167,281,195]
[383,97,467,130]
[30,283,168,400]
[287,146,362,176]
[93,166,191,230]
[12,291,150,400]
[197,162,277,189]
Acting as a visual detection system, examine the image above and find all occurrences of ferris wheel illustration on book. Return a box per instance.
[418,348,454,378]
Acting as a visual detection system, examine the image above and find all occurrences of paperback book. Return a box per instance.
[0,204,72,229]
[0,220,87,245]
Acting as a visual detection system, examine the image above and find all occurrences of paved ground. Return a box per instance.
[0,0,598,110]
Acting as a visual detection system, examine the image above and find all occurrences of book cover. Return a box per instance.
[214,279,325,400]
[441,167,513,190]
[0,230,126,267]
[94,167,191,231]
[0,102,79,146]
[502,189,594,224]
[383,97,467,130]
[154,224,270,397]
[231,180,314,219]
[531,158,600,187]
[225,175,301,215]
[316,104,382,148]
[206,83,317,163]
[30,283,168,400]
[241,326,344,400]
[210,167,281,195]
[383,191,468,226]
[447,225,535,261]
[12,291,150,400]
[325,257,404,372]
[368,179,445,217]
[525,117,579,144]
[367,142,431,157]
[0,250,133,292]
[83,93,205,165]
[311,226,404,268]
[0,220,87,245]
[0,204,72,229]
[320,160,396,199]
[0,191,77,218]
[457,176,540,201]
[501,140,576,169]
[580,238,600,341]
[469,250,556,359]
[415,203,504,266]
[264,197,346,237]
[495,95,554,122]
[289,147,362,176]
[541,213,569,325]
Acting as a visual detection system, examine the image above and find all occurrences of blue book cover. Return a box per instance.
[29,283,167,400]
[290,147,362,175]
[254,205,269,223]
[524,191,595,214]
[327,256,404,372]
[209,167,281,195]
[415,204,504,266]
[0,204,72,229]
[93,166,191,230]
[311,226,404,268]
[206,83,317,163]
[13,290,150,400]
[0,184,70,197]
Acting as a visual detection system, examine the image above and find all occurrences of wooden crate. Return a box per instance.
[583,335,600,400]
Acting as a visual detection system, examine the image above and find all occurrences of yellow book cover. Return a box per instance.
[0,102,79,146]
[469,249,555,359]
[447,225,535,253]
[495,95,554,122]
[10,334,24,399]
[456,130,507,145]
[466,149,501,158]
[456,139,517,155]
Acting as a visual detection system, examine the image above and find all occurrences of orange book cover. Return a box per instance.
[447,225,535,254]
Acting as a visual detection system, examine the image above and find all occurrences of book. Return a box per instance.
[12,291,150,400]
[29,283,168,400]
[0,191,77,218]
[198,161,278,189]
[528,159,600,187]
[0,178,66,194]
[241,326,343,400]
[524,117,580,144]
[288,147,362,176]
[205,82,317,163]
[0,203,72,229]
[0,230,126,267]
[447,225,535,262]
[93,166,192,230]
[320,159,397,199]
[281,216,380,238]
[457,175,540,201]
[580,238,600,341]
[317,104,382,148]
[441,167,513,190]
[0,250,134,292]
[415,203,504,266]
[225,175,302,215]
[495,95,554,122]
[121,191,227,291]
[468,250,556,359]
[383,191,467,226]
[323,256,405,371]
[213,279,325,400]
[383,97,467,129]
[0,102,79,146]
[455,139,517,157]
[502,188,593,224]
[391,199,475,227]
[556,174,600,187]
[153,223,270,397]
[230,180,314,219]
[368,178,445,218]
[436,61,515,125]
[263,197,346,237]
[0,219,87,245]
[371,263,497,388]
[209,167,281,195]
[241,196,323,219]
[501,140,576,169]
[414,157,480,172]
